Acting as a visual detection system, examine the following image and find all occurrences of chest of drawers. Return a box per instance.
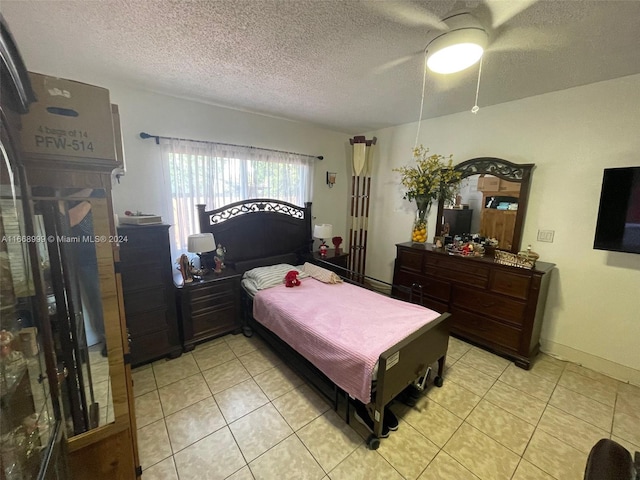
[175,269,242,351]
[392,242,554,369]
[118,224,182,366]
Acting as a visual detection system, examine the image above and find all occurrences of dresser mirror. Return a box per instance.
[435,158,535,254]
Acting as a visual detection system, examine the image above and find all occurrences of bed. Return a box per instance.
[196,198,452,449]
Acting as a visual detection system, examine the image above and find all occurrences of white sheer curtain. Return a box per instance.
[160,138,314,257]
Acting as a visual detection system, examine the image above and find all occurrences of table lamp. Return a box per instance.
[187,233,216,270]
[313,224,333,257]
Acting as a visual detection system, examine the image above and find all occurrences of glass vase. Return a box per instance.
[411,198,430,243]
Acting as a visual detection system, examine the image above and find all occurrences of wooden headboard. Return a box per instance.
[197,199,313,272]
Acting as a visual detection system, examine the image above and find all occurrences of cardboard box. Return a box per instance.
[477,175,500,192]
[20,72,116,161]
[498,180,521,194]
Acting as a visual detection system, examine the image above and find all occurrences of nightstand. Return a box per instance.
[310,249,349,274]
[175,268,242,351]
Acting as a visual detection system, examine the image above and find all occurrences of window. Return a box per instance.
[161,139,314,256]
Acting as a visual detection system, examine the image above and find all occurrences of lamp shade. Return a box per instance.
[313,224,333,240]
[426,27,487,74]
[187,233,216,253]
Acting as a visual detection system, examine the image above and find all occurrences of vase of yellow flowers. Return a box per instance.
[394,145,461,244]
[412,196,431,243]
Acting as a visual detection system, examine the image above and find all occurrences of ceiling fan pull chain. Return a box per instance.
[472,57,483,114]
[414,51,429,149]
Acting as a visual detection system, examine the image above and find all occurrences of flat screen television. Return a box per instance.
[593,166,640,254]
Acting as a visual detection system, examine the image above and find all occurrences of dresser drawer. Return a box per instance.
[120,263,166,291]
[426,265,489,289]
[393,270,451,303]
[450,307,521,352]
[490,269,531,300]
[123,287,168,314]
[452,286,526,326]
[192,304,239,340]
[119,243,167,263]
[191,289,236,313]
[126,308,170,336]
[131,330,174,365]
[424,255,490,279]
[191,295,236,316]
[118,227,168,248]
[190,280,234,301]
[396,247,424,273]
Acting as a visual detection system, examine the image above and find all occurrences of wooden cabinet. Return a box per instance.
[118,224,181,366]
[176,270,242,351]
[392,242,554,369]
[480,209,517,250]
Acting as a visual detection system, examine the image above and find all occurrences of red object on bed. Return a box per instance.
[253,278,442,403]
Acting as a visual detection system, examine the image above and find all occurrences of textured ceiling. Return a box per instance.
[3,0,640,134]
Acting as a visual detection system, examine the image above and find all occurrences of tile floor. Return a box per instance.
[131,334,640,480]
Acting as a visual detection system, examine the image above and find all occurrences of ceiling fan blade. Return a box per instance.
[481,0,538,28]
[372,51,422,75]
[487,26,565,52]
[368,1,448,30]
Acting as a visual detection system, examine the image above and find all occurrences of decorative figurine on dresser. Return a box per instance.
[394,158,555,369]
[117,223,182,366]
[214,243,227,273]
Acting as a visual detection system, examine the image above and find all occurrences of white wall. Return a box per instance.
[364,74,640,383]
[60,83,350,253]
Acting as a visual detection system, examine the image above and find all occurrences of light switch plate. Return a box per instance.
[537,229,555,242]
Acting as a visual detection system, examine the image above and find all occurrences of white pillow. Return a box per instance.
[302,262,343,284]
[242,263,308,290]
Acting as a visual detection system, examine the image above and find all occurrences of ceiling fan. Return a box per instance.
[371,0,562,76]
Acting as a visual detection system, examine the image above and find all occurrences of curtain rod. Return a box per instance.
[139,132,323,160]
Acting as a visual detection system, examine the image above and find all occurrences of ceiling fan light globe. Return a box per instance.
[427,43,485,73]
[426,27,488,74]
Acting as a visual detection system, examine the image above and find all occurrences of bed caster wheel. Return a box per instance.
[434,376,444,387]
[366,435,380,450]
[242,326,253,337]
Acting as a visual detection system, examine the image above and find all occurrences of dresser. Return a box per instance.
[392,242,554,369]
[118,224,182,366]
[175,269,242,351]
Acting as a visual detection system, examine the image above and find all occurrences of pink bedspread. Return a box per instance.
[253,278,441,403]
